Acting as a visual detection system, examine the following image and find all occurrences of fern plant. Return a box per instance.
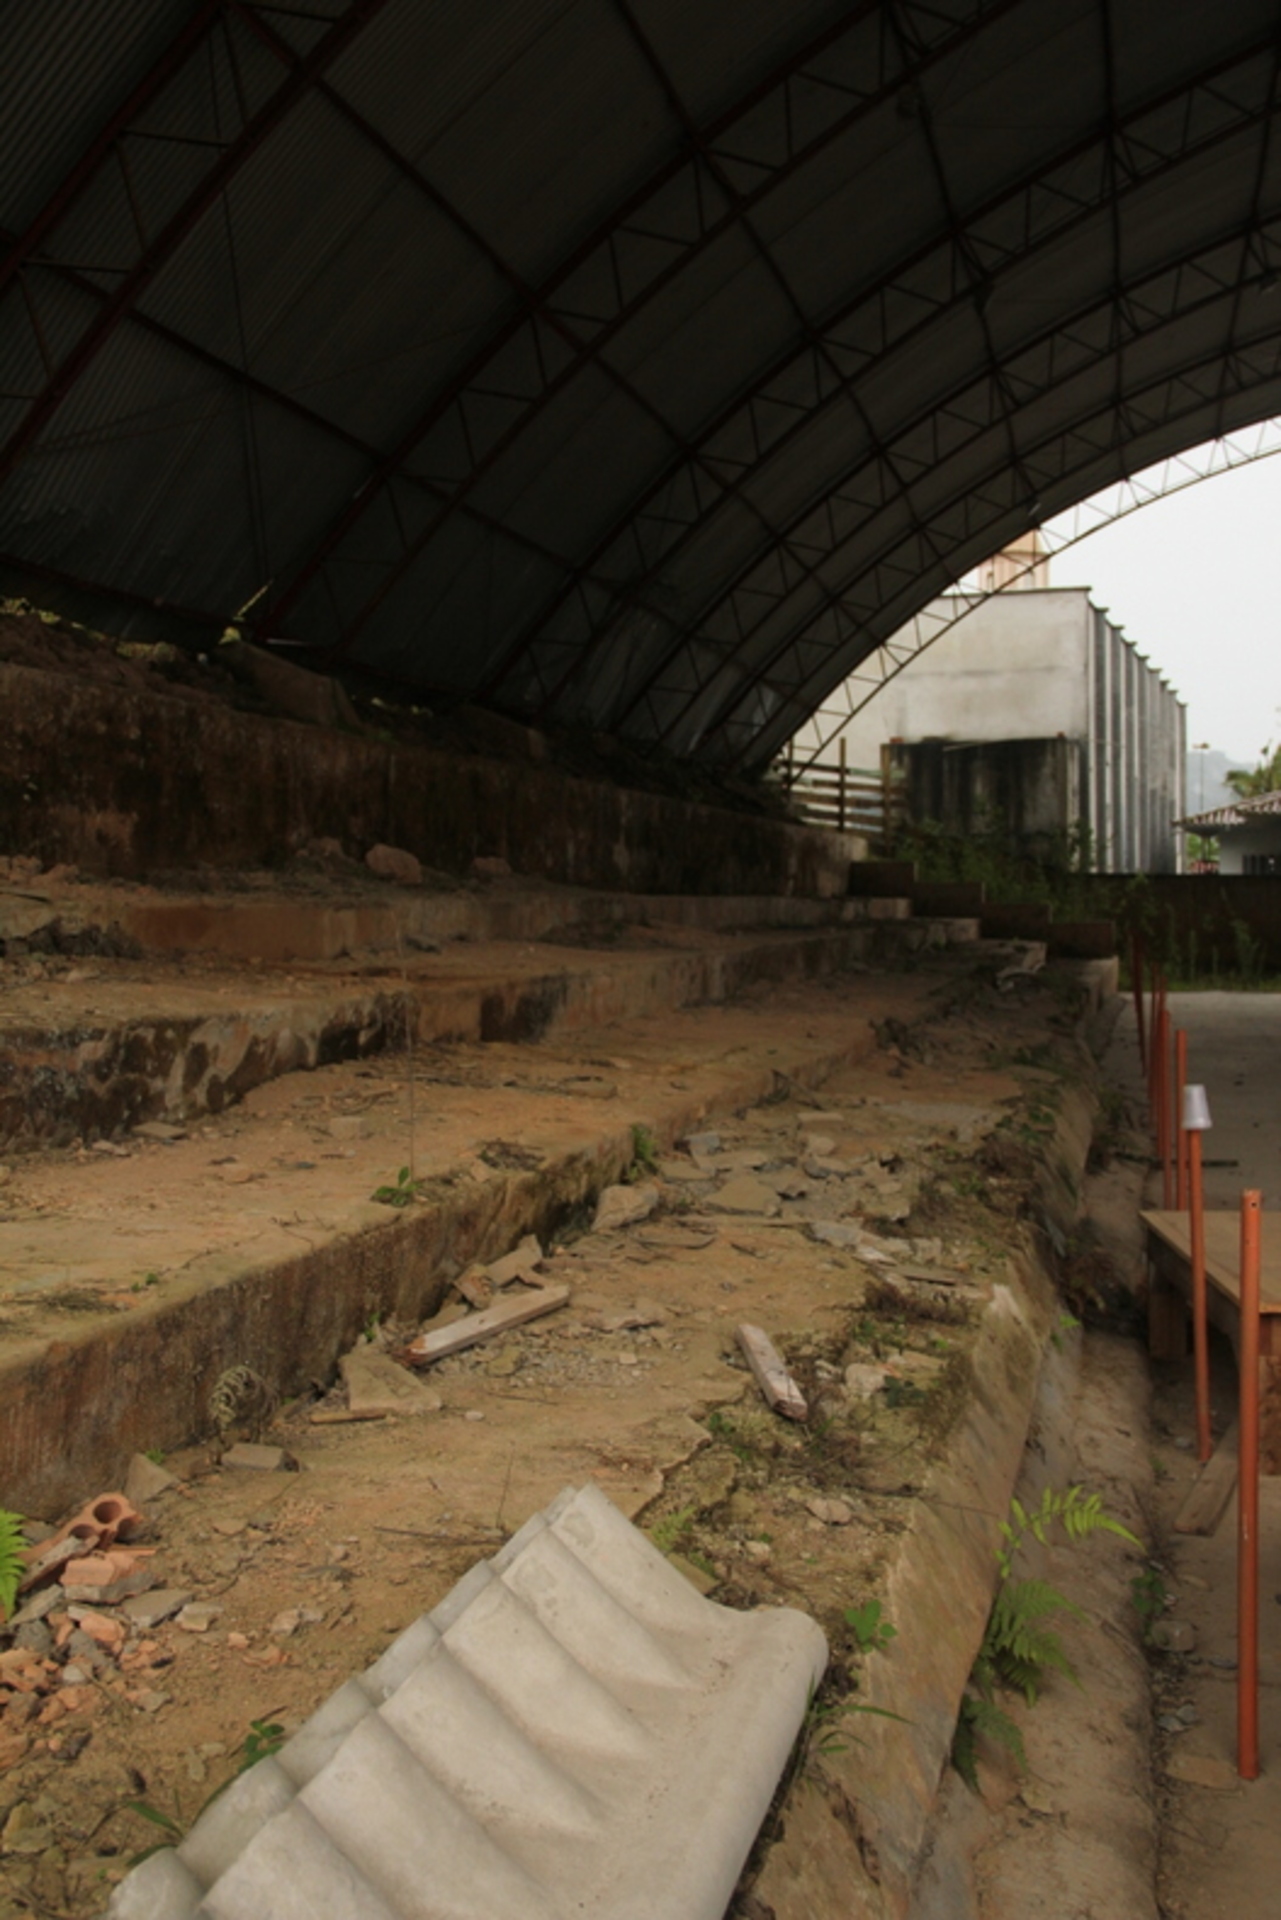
[953,1484,1140,1790]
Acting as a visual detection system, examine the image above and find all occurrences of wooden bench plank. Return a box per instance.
[1173,1421,1239,1535]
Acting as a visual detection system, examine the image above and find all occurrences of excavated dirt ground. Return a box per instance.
[0,951,1120,1919]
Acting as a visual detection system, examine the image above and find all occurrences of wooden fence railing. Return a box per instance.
[771,742,905,845]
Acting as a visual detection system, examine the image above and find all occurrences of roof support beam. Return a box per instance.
[479,29,1281,733]
[244,0,1021,651]
[0,0,393,493]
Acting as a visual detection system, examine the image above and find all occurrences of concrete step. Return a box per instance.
[0,966,941,1514]
[1047,918,1118,960]
[979,901,1052,940]
[0,917,966,1153]
[847,858,916,898]
[1,874,890,967]
[109,1483,826,1920]
[911,880,986,917]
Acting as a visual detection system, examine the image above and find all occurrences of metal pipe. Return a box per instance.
[1175,1029,1189,1210]
[1184,1083,1214,1463]
[1156,1004,1173,1207]
[1238,1188,1262,1780]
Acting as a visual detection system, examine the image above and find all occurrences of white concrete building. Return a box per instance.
[805,551,1186,872]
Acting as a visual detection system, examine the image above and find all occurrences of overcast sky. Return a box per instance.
[1042,444,1281,766]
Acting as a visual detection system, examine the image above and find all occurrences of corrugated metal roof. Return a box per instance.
[1179,791,1281,831]
[1,0,1280,764]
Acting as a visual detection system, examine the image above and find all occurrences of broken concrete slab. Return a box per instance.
[121,1589,192,1631]
[108,1483,827,1920]
[221,1443,293,1473]
[592,1184,660,1232]
[808,1219,862,1249]
[453,1268,494,1309]
[707,1175,780,1216]
[339,1350,443,1419]
[844,1363,890,1398]
[1163,1752,1241,1791]
[124,1453,178,1505]
[484,1233,545,1286]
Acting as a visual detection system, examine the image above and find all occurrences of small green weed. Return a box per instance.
[844,1598,897,1656]
[1130,1565,1169,1645]
[371,1166,420,1208]
[144,1447,165,1467]
[628,1124,659,1178]
[647,1506,695,1554]
[704,1409,756,1464]
[0,1508,25,1621]
[128,1717,286,1861]
[1049,1311,1081,1352]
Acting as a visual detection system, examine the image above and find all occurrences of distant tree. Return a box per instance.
[1225,739,1281,800]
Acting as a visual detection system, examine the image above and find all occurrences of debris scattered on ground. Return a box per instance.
[338,1349,443,1419]
[403,1284,572,1365]
[220,1443,295,1473]
[736,1323,809,1421]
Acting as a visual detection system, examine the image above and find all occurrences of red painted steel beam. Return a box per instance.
[0,0,393,493]
[0,1,228,305]
[0,228,578,590]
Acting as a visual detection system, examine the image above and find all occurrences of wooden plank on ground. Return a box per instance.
[1174,1421,1239,1536]
[402,1285,570,1365]
[737,1323,808,1421]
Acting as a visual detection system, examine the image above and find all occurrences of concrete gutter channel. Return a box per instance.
[1,940,1158,1919]
[741,1016,1158,1920]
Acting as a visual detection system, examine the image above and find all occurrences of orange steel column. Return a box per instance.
[1175,1029,1188,1211]
[1156,1007,1173,1208]
[1238,1189,1262,1782]
[1184,1085,1213,1463]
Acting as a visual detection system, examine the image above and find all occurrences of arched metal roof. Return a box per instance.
[2,1,1279,769]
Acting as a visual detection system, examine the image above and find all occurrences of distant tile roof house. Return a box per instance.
[1178,790,1281,875]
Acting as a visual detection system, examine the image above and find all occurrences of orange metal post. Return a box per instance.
[1156,1007,1173,1208]
[1238,1189,1262,1781]
[1175,1030,1188,1211]
[1189,1127,1212,1462]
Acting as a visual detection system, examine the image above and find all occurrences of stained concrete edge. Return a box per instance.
[0,1026,880,1517]
[748,1062,1109,1919]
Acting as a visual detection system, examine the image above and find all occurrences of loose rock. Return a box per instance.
[593,1184,660,1232]
[364,843,423,887]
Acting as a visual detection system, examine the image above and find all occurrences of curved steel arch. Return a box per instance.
[702,348,1281,771]
[583,197,1281,750]
[3,0,1281,770]
[477,26,1281,732]
[641,237,1281,760]
[782,416,1281,776]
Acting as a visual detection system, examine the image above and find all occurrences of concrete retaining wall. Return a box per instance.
[0,661,862,894]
